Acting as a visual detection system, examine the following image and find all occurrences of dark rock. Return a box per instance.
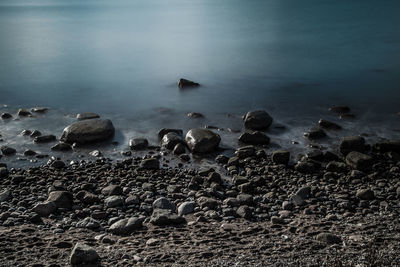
[70,242,100,266]
[152,197,175,211]
[271,150,290,165]
[50,160,65,169]
[1,113,12,119]
[178,201,196,216]
[326,161,347,173]
[158,128,183,140]
[215,154,229,164]
[323,151,340,162]
[17,109,32,117]
[51,142,72,151]
[105,196,124,208]
[20,129,32,136]
[180,154,190,161]
[173,143,186,155]
[318,119,342,130]
[329,106,350,114]
[295,161,316,173]
[76,191,100,204]
[31,107,48,113]
[356,189,375,200]
[76,217,100,229]
[149,209,186,226]
[0,167,9,178]
[61,119,115,144]
[33,202,57,217]
[197,197,219,209]
[178,78,200,88]
[129,138,148,150]
[101,185,123,196]
[109,217,143,235]
[243,110,273,130]
[304,127,326,139]
[89,150,102,157]
[236,205,252,219]
[340,114,356,120]
[1,146,16,155]
[185,128,221,153]
[140,158,160,170]
[76,112,100,120]
[47,191,73,209]
[306,150,324,161]
[34,135,56,143]
[161,132,184,150]
[0,189,11,202]
[295,186,311,199]
[345,151,373,171]
[316,233,342,244]
[235,146,256,159]
[30,130,41,137]
[373,141,400,153]
[238,131,270,145]
[187,112,204,118]
[339,136,366,155]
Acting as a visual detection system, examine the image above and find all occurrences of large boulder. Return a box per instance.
[185,129,221,153]
[161,132,184,150]
[61,119,115,144]
[243,110,273,130]
[339,136,366,155]
[70,242,100,266]
[345,151,373,171]
[238,131,270,145]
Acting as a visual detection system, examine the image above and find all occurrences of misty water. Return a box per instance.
[0,0,399,167]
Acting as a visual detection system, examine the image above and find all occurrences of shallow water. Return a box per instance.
[0,0,399,167]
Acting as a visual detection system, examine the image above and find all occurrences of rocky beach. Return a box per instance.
[0,105,399,266]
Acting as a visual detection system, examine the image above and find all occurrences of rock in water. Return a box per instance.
[1,146,16,156]
[1,113,12,119]
[339,136,366,155]
[158,128,183,140]
[329,105,350,114]
[70,242,100,266]
[178,78,200,88]
[129,138,148,150]
[271,150,290,165]
[51,142,72,151]
[185,129,221,153]
[34,135,57,143]
[61,119,115,144]
[31,107,48,113]
[304,127,326,139]
[238,131,270,145]
[318,119,342,130]
[243,110,273,130]
[76,112,100,120]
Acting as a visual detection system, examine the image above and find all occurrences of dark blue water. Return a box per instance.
[0,0,399,167]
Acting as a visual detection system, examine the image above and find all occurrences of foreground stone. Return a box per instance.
[345,151,373,171]
[150,209,186,226]
[243,110,273,130]
[70,242,100,266]
[61,119,115,144]
[33,201,57,217]
[129,138,148,150]
[161,132,184,150]
[47,191,73,209]
[109,217,143,235]
[185,129,221,153]
[339,136,366,155]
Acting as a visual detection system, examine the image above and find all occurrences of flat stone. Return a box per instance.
[76,112,100,120]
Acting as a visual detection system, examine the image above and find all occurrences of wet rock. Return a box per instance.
[50,160,66,169]
[161,132,184,150]
[178,201,196,216]
[76,112,100,120]
[34,135,56,143]
[30,130,42,137]
[294,161,316,173]
[238,131,270,145]
[1,113,12,119]
[33,202,57,217]
[235,146,255,159]
[47,191,73,209]
[316,233,342,244]
[180,154,190,161]
[31,107,48,113]
[296,186,311,199]
[20,129,32,136]
[345,151,373,171]
[150,209,186,226]
[373,140,400,153]
[0,167,9,178]
[215,154,229,164]
[173,143,186,155]
[306,150,324,162]
[70,242,100,266]
[339,136,366,155]
[187,112,204,118]
[318,119,342,130]
[140,158,160,170]
[271,150,290,165]
[61,119,115,144]
[356,189,375,200]
[129,138,148,150]
[17,108,32,117]
[158,128,183,140]
[109,217,143,235]
[1,146,16,155]
[178,78,199,88]
[153,197,175,211]
[304,127,326,139]
[185,129,221,153]
[51,142,72,151]
[89,150,102,157]
[329,106,350,114]
[243,110,273,130]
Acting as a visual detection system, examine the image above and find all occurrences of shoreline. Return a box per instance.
[0,106,399,266]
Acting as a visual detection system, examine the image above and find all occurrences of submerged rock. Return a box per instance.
[31,107,48,113]
[51,142,72,151]
[17,109,32,117]
[1,146,16,155]
[76,112,100,120]
[318,119,342,130]
[304,127,326,140]
[178,78,200,88]
[329,105,350,114]
[243,110,273,130]
[185,129,221,153]
[187,112,204,118]
[61,119,115,144]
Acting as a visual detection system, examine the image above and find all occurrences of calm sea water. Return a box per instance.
[0,0,399,167]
